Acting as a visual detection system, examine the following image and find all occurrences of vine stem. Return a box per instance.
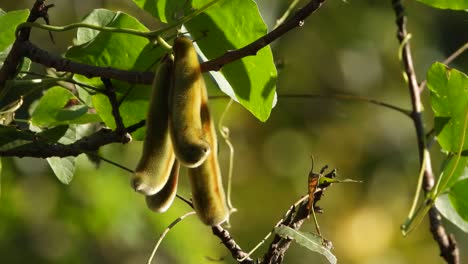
[15,0,223,42]
[147,211,197,264]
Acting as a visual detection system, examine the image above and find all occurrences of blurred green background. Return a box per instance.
[1,0,467,263]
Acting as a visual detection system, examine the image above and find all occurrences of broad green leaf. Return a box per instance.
[75,9,115,45]
[65,9,165,140]
[186,0,277,121]
[416,0,468,10]
[47,156,76,184]
[0,9,29,51]
[132,0,184,23]
[436,194,468,233]
[274,225,337,264]
[437,155,468,192]
[31,86,101,127]
[46,126,77,184]
[428,62,468,154]
[448,178,468,222]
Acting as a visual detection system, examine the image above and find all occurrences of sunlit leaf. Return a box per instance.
[437,155,468,192]
[427,62,468,154]
[30,87,101,127]
[448,178,468,222]
[274,225,337,264]
[0,9,29,51]
[416,0,468,10]
[436,194,468,233]
[186,0,277,121]
[132,0,184,23]
[46,126,77,184]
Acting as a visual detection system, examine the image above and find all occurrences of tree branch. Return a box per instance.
[0,121,142,158]
[391,1,459,263]
[20,41,154,84]
[212,225,254,264]
[14,0,327,86]
[0,0,52,88]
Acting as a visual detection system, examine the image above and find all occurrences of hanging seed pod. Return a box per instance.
[132,56,175,195]
[145,160,180,213]
[188,74,229,226]
[170,36,210,168]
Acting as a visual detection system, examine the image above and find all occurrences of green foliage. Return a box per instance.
[428,62,468,233]
[30,86,101,127]
[449,178,468,221]
[186,0,277,121]
[46,126,77,184]
[437,155,468,191]
[0,9,29,52]
[416,0,468,10]
[132,0,184,23]
[274,225,337,264]
[132,0,277,121]
[428,62,468,154]
[436,194,468,233]
[65,9,165,140]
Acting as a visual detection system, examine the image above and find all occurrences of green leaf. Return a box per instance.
[428,62,468,154]
[185,0,277,122]
[437,155,468,192]
[448,178,468,222]
[274,225,337,264]
[46,126,77,184]
[132,0,184,23]
[65,9,165,140]
[416,0,468,10]
[47,156,76,184]
[436,194,468,233]
[0,9,29,51]
[31,86,101,127]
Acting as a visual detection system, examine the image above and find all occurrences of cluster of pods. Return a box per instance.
[132,36,229,226]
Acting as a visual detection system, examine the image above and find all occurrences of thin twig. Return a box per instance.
[391,1,459,263]
[147,211,197,264]
[239,195,309,262]
[279,93,411,117]
[275,0,302,29]
[217,99,236,211]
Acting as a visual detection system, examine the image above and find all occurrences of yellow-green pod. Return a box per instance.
[188,81,229,226]
[170,36,210,168]
[132,56,175,195]
[146,160,180,213]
